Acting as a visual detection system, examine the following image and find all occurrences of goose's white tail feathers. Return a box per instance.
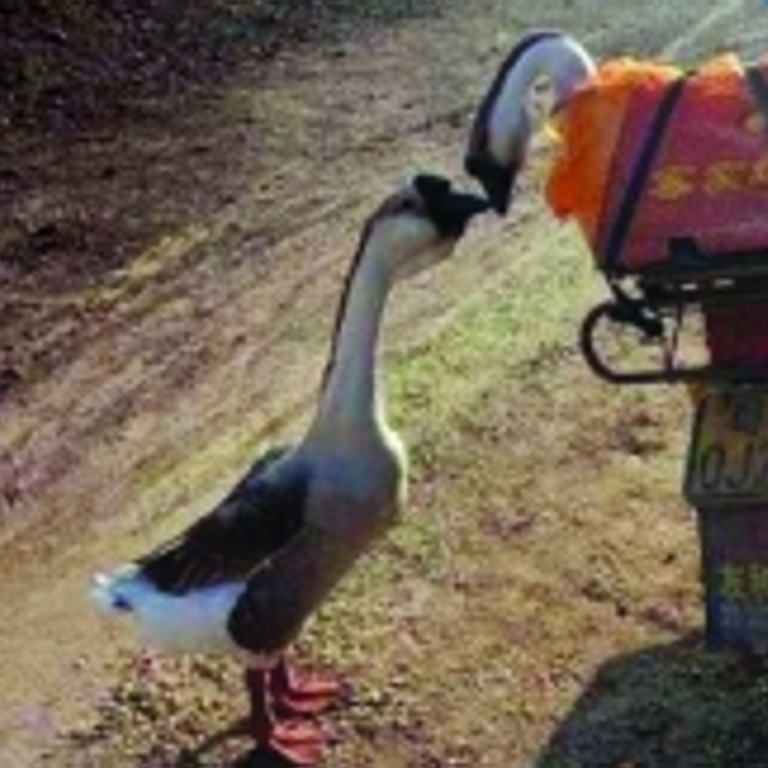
[90,564,246,655]
[91,564,141,614]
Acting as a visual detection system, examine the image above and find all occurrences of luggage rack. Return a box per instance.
[580,242,768,385]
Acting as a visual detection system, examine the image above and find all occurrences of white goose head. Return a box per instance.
[465,30,596,214]
[361,174,490,281]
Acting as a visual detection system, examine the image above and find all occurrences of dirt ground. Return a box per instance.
[3,1,768,766]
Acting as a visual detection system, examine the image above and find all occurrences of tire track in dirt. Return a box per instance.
[662,0,742,59]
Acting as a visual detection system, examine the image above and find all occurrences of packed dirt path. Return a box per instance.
[2,1,765,766]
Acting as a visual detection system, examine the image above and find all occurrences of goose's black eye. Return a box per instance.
[398,198,421,214]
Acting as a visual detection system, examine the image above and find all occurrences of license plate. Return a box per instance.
[685,388,768,506]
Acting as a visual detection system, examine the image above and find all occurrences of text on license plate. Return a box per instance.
[685,388,768,506]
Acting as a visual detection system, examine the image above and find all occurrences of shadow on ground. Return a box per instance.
[164,722,288,768]
[534,634,768,768]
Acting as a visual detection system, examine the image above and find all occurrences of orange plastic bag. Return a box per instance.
[546,54,768,275]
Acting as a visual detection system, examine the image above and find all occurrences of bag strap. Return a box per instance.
[603,73,689,275]
[746,64,768,134]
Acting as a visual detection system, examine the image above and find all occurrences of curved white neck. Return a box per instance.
[310,244,392,437]
[489,35,595,158]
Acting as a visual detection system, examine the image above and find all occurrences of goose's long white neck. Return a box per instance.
[489,35,595,157]
[310,242,392,438]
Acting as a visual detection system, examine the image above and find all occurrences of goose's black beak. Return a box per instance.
[414,174,491,238]
[464,154,518,215]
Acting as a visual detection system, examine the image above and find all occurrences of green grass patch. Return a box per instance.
[388,221,600,435]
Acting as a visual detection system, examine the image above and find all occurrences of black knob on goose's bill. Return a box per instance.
[414,174,491,237]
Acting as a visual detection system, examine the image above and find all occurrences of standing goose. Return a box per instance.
[465,30,595,214]
[92,175,488,766]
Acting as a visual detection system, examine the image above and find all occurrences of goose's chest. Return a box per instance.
[305,442,406,540]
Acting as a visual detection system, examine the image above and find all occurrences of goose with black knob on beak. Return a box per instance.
[465,30,596,214]
[92,174,488,766]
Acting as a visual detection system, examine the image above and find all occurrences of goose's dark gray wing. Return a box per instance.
[228,523,363,655]
[136,446,309,594]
